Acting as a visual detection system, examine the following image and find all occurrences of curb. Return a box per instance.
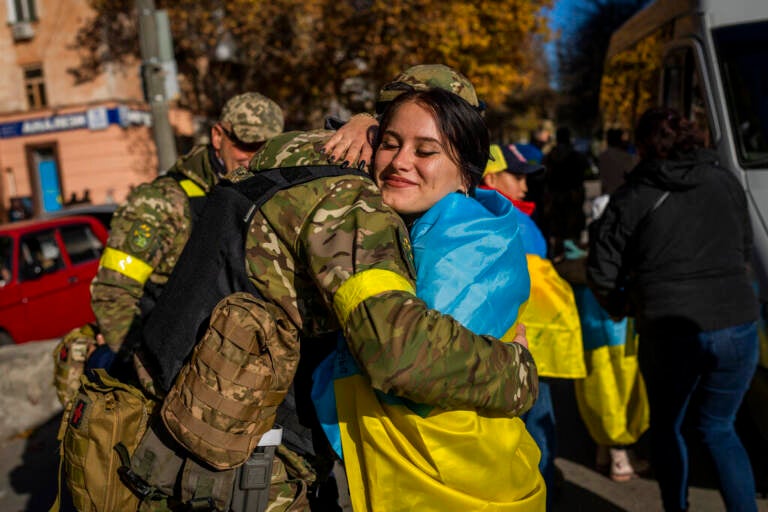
[0,340,62,444]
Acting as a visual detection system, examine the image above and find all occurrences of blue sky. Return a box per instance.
[547,0,575,36]
[542,0,643,88]
[544,0,576,88]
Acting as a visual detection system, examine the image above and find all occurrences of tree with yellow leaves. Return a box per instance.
[345,0,552,108]
[599,30,663,133]
[72,0,552,129]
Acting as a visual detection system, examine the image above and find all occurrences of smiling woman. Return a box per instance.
[314,87,544,511]
[374,102,466,215]
[373,88,488,219]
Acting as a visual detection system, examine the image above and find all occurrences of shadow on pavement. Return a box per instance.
[550,378,622,469]
[8,413,70,512]
[554,480,627,512]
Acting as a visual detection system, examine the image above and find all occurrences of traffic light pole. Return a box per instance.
[136,0,177,174]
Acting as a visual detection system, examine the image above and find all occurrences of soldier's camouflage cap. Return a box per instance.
[376,64,479,112]
[219,92,284,144]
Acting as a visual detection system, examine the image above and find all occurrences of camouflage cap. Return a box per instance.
[249,130,335,171]
[377,64,479,108]
[219,92,284,144]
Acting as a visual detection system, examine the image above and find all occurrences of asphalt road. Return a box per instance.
[1,379,766,511]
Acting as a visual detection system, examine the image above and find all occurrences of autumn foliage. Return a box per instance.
[599,29,662,132]
[74,0,552,129]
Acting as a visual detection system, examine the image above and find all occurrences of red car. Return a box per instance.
[0,215,108,344]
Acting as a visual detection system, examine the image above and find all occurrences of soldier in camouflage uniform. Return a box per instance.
[90,92,283,386]
[234,126,538,457]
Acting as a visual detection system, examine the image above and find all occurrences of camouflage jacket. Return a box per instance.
[239,130,538,415]
[90,145,218,351]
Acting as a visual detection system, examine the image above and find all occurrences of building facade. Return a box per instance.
[0,0,192,222]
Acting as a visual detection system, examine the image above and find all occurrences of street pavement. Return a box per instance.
[1,378,766,511]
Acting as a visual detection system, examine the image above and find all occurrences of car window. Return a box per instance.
[18,229,64,280]
[60,223,105,264]
[0,236,12,285]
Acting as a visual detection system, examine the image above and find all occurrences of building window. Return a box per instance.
[6,0,37,23]
[24,65,47,109]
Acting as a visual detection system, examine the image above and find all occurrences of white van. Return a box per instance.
[599,0,768,311]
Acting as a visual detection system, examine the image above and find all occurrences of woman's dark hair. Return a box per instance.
[635,107,705,159]
[374,88,490,191]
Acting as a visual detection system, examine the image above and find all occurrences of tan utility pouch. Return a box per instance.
[58,369,156,512]
[53,324,97,407]
[161,292,300,470]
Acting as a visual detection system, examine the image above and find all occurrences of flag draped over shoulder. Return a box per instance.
[409,189,530,334]
[314,189,545,512]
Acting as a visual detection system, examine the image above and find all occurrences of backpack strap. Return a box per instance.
[233,165,369,224]
[617,189,672,303]
[627,189,671,252]
[642,190,670,228]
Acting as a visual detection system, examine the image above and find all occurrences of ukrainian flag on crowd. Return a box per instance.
[509,208,586,379]
[572,285,649,446]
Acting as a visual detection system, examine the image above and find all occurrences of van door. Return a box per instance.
[712,20,768,300]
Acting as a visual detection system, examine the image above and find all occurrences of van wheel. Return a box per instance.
[0,332,14,346]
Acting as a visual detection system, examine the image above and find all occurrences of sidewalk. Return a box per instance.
[0,341,62,442]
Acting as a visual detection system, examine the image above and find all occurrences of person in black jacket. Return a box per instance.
[587,107,759,512]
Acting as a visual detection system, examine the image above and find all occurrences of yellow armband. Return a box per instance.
[178,179,206,197]
[333,269,414,327]
[99,247,154,285]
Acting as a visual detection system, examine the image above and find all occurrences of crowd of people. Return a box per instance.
[50,63,761,512]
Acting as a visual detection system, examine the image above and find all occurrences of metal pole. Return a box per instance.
[136,0,177,174]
